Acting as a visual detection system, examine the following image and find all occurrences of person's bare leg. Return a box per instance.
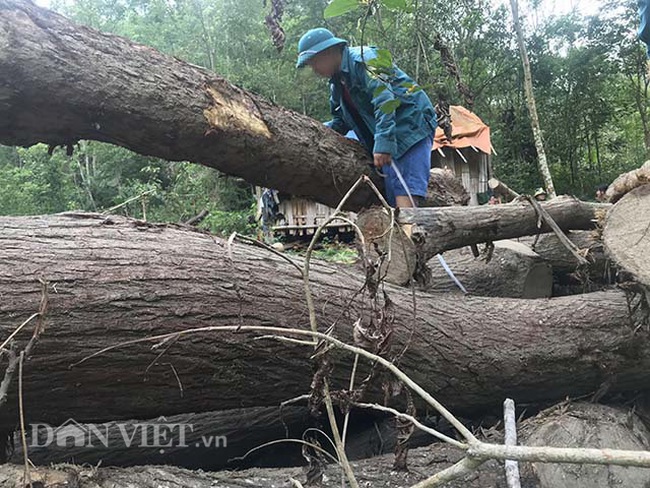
[395,195,416,208]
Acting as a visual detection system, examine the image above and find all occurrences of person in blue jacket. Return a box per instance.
[296,28,437,208]
[640,0,650,57]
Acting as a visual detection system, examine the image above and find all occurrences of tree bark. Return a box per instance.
[422,168,470,207]
[527,231,614,295]
[10,406,445,469]
[10,406,311,469]
[0,0,381,211]
[509,0,557,199]
[398,196,609,262]
[530,231,605,273]
[605,161,650,204]
[425,240,552,298]
[603,184,650,288]
[0,212,648,433]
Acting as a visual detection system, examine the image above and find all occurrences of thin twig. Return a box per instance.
[102,189,155,215]
[19,351,32,488]
[0,313,40,352]
[0,280,49,407]
[233,233,304,275]
[280,394,310,408]
[352,401,466,449]
[228,437,340,465]
[341,353,360,448]
[411,457,485,488]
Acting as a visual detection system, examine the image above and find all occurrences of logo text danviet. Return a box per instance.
[30,419,227,449]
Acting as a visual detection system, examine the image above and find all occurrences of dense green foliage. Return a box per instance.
[1,0,647,232]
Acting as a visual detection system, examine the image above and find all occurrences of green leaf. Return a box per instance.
[324,0,360,18]
[379,99,401,114]
[400,81,423,94]
[366,48,393,69]
[373,85,388,97]
[380,0,407,10]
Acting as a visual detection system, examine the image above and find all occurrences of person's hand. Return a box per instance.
[373,153,392,169]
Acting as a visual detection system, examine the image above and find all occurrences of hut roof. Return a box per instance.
[433,106,492,155]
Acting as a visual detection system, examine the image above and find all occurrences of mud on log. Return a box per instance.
[0,0,381,211]
[0,213,649,432]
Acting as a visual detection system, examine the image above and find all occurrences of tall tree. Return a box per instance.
[510,0,557,198]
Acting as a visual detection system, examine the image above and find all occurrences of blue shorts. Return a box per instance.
[382,134,433,207]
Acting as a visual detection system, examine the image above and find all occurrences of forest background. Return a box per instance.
[0,0,644,236]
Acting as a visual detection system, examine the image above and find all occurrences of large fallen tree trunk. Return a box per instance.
[425,240,552,298]
[10,407,311,469]
[9,406,440,469]
[5,403,650,487]
[0,213,648,433]
[398,196,609,262]
[359,197,609,284]
[0,0,381,211]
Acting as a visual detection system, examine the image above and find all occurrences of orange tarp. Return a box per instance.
[433,105,491,155]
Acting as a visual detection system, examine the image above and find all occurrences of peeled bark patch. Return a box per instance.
[203,83,271,139]
[603,184,650,288]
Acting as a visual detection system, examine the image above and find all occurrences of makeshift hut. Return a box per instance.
[431,106,495,205]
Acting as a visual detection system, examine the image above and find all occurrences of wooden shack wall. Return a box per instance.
[431,148,490,205]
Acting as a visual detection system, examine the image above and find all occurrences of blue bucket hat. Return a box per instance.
[296,28,347,68]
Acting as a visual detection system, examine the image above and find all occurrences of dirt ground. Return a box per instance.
[0,443,514,488]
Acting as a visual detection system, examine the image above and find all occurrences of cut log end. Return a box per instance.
[603,184,650,288]
[521,403,650,488]
[356,207,417,286]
